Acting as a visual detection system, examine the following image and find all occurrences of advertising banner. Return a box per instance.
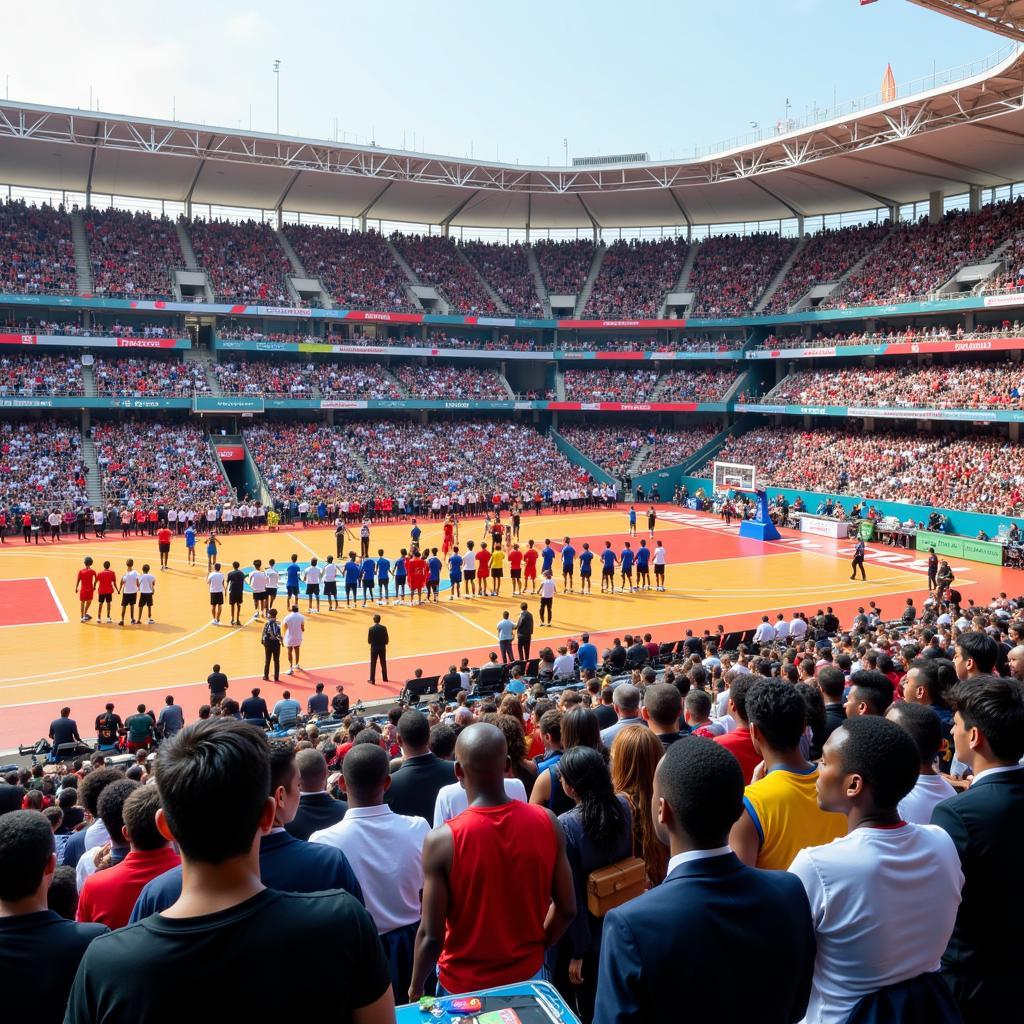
[215,445,245,461]
[192,396,265,413]
[914,529,1005,567]
[0,333,189,350]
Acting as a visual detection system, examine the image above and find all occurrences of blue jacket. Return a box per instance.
[129,830,364,922]
[593,852,814,1024]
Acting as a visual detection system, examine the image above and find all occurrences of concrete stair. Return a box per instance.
[626,445,652,477]
[457,247,509,314]
[383,238,425,311]
[275,227,307,276]
[81,362,97,398]
[496,370,516,400]
[574,244,607,318]
[175,221,200,270]
[555,368,566,401]
[81,433,104,507]
[526,244,552,317]
[70,210,93,294]
[184,347,221,395]
[754,235,807,313]
[796,225,898,310]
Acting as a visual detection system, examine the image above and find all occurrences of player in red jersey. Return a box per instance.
[157,525,173,570]
[522,540,539,594]
[442,516,455,557]
[508,543,524,596]
[407,552,427,606]
[76,556,97,622]
[95,560,118,624]
[134,508,147,537]
[475,543,491,596]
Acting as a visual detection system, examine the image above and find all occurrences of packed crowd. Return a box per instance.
[460,241,543,316]
[245,422,369,503]
[0,420,89,511]
[583,238,688,319]
[656,368,737,402]
[92,358,210,397]
[563,368,660,402]
[213,360,316,397]
[823,198,1024,308]
[557,333,743,352]
[689,232,798,316]
[284,226,417,312]
[755,361,1024,410]
[317,363,404,400]
[392,235,496,314]
[84,208,182,300]
[0,354,84,396]
[561,424,720,477]
[93,421,230,508]
[187,218,294,304]
[0,320,181,339]
[757,321,1024,350]
[707,425,1024,515]
[0,199,78,295]
[762,222,891,313]
[393,364,509,400]
[980,233,1024,294]
[534,238,595,298]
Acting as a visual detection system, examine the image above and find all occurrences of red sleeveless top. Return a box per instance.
[439,800,556,993]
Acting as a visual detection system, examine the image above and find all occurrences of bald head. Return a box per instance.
[454,723,510,801]
[1009,644,1024,682]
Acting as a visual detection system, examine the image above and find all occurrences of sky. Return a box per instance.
[0,1,1002,166]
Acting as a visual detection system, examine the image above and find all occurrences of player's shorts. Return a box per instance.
[638,566,650,576]
[449,574,462,584]
[121,593,137,607]
[427,579,439,591]
[158,543,170,554]
[139,594,153,608]
[253,590,267,603]
[463,569,476,581]
[394,576,407,589]
[655,565,665,576]
[510,569,521,580]
[377,578,389,589]
[602,568,614,578]
[79,589,94,602]
[345,583,359,597]
[477,570,490,580]
[306,584,320,595]
[579,569,591,578]
[362,580,375,591]
[185,541,195,550]
[491,569,503,579]
[210,593,224,606]
[229,591,244,605]
[287,586,300,598]
[98,592,112,604]
[323,582,338,597]
[561,566,573,577]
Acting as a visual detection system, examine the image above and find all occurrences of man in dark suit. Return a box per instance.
[593,737,815,1024]
[368,614,389,685]
[386,711,456,823]
[816,666,847,743]
[931,674,1024,1024]
[285,749,347,840]
[240,687,269,726]
[515,602,534,663]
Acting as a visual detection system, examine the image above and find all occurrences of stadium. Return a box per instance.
[1,2,1024,1022]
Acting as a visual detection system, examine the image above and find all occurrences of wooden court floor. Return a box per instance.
[0,505,1006,750]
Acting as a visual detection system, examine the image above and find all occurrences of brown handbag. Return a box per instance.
[586,856,647,917]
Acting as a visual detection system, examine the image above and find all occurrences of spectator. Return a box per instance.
[713,674,760,782]
[885,702,956,824]
[385,710,457,824]
[599,684,646,746]
[284,748,348,840]
[610,725,668,889]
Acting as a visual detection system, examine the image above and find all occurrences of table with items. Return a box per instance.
[398,982,580,1024]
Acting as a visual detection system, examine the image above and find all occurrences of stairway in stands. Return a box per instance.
[658,242,698,317]
[174,221,200,270]
[383,238,426,310]
[457,247,509,314]
[753,235,807,313]
[574,244,607,318]
[70,210,93,294]
[81,432,104,508]
[183,347,221,395]
[526,245,552,317]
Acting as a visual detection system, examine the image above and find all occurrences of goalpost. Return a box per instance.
[711,460,780,542]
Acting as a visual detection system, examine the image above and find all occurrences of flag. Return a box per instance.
[881,63,896,102]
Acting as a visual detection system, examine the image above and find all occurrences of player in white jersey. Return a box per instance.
[138,563,157,624]
[248,559,268,618]
[322,555,339,611]
[653,539,667,591]
[302,558,322,613]
[265,559,280,610]
[207,562,225,625]
[119,559,141,626]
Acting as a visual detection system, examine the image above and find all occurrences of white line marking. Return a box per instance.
[43,577,68,623]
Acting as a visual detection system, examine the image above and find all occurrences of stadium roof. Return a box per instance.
[2,43,1024,230]
[908,1,1024,42]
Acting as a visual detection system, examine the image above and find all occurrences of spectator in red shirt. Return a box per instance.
[714,674,761,784]
[77,784,180,930]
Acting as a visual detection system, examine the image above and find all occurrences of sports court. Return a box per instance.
[0,503,1005,751]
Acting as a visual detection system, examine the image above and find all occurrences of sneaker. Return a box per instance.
[287,667,294,675]
[148,618,154,624]
[83,614,91,621]
[107,617,112,623]
[118,622,124,627]
[80,615,86,622]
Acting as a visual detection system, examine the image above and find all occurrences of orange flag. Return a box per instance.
[881,63,896,102]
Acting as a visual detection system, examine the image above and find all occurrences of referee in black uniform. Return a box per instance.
[850,537,867,580]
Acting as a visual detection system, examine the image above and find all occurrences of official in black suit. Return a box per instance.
[285,749,347,841]
[385,711,456,823]
[931,674,1024,1024]
[515,603,534,663]
[593,737,815,1024]
[367,614,389,685]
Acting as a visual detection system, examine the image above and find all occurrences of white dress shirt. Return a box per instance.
[310,804,429,934]
[433,778,526,827]
[898,773,956,825]
[666,845,732,875]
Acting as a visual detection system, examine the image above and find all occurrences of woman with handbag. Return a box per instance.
[552,745,636,1023]
[610,725,669,888]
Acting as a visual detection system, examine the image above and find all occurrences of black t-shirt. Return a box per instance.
[0,910,107,1023]
[66,889,390,1023]
[95,712,123,745]
[226,569,245,596]
[207,672,229,695]
[331,693,350,716]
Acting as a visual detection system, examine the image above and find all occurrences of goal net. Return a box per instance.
[712,461,756,495]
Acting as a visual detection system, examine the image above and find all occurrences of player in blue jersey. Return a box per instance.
[360,555,376,607]
[636,538,652,591]
[600,541,618,593]
[628,505,637,537]
[392,548,408,605]
[343,552,361,607]
[285,555,302,602]
[561,536,576,593]
[447,545,463,601]
[184,524,197,566]
[410,519,422,551]
[540,539,556,575]
[427,547,443,603]
[578,542,594,595]
[619,541,635,593]
[376,549,391,606]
